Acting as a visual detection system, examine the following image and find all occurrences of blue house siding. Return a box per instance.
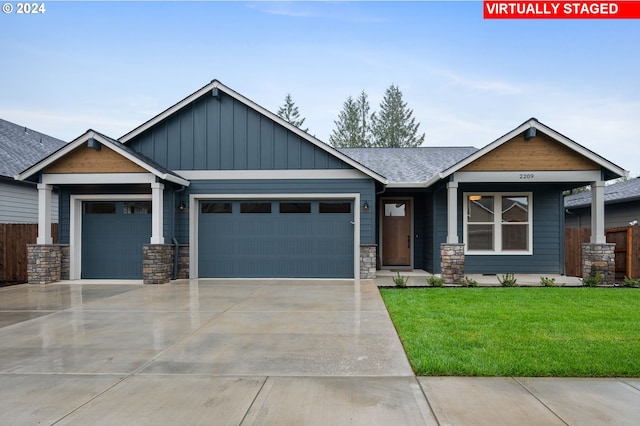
[175,178,376,244]
[457,184,564,274]
[126,92,350,171]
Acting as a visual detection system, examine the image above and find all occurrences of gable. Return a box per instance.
[43,143,147,174]
[461,131,600,172]
[126,91,352,172]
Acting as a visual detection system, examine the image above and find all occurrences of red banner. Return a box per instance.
[484,1,640,19]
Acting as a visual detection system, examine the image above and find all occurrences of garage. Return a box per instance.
[198,199,354,278]
[81,201,152,279]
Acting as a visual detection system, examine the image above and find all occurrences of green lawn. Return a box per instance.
[380,287,640,377]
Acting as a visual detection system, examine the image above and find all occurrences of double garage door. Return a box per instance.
[198,199,354,278]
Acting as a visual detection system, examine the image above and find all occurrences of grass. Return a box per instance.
[380,287,640,377]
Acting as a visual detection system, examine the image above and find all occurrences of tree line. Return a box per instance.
[277,85,425,148]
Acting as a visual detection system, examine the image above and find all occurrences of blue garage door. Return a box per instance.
[198,200,354,278]
[82,201,152,279]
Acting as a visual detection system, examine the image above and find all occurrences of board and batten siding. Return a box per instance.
[175,179,376,244]
[126,92,351,171]
[0,180,59,224]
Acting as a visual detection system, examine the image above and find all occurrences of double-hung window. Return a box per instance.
[464,193,532,255]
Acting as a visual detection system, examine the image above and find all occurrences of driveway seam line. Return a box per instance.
[239,376,269,425]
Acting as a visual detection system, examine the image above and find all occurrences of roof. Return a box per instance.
[438,118,627,182]
[564,177,640,208]
[0,118,66,179]
[340,147,478,187]
[119,80,388,184]
[16,130,190,186]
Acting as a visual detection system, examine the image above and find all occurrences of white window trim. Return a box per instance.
[189,193,361,279]
[463,192,533,256]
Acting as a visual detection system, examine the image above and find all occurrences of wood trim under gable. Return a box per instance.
[461,132,600,172]
[43,143,147,174]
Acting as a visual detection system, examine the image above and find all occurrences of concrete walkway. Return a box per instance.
[0,279,638,425]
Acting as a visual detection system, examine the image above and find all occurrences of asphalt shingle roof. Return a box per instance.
[339,147,479,184]
[0,118,66,178]
[564,178,640,208]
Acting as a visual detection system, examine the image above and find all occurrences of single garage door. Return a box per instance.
[82,201,152,279]
[198,200,354,278]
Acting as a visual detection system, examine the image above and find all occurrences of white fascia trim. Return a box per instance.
[16,131,190,186]
[189,193,361,280]
[175,169,369,180]
[385,182,429,189]
[118,80,387,185]
[43,173,157,185]
[439,119,627,181]
[69,193,152,280]
[453,170,603,183]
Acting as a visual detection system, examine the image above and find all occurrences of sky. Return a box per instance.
[1,1,639,176]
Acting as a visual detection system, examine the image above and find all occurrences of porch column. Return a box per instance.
[150,182,164,244]
[36,184,53,244]
[591,180,606,244]
[446,181,459,243]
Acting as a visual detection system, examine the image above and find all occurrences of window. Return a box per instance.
[280,202,311,214]
[384,202,406,217]
[319,202,351,214]
[84,202,116,214]
[201,202,232,214]
[123,202,151,214]
[241,202,272,213]
[464,193,532,254]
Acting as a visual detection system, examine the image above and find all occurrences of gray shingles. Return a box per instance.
[564,178,640,208]
[339,147,478,184]
[0,119,66,178]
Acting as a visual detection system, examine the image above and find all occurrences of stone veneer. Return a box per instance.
[176,244,189,279]
[360,244,377,279]
[143,244,174,284]
[582,243,616,285]
[440,243,465,285]
[27,244,68,284]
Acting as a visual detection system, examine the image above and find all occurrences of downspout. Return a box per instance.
[172,185,186,280]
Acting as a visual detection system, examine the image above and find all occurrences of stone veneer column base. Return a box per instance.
[360,244,377,279]
[177,244,190,279]
[440,243,465,285]
[143,244,174,284]
[582,243,615,285]
[27,244,68,284]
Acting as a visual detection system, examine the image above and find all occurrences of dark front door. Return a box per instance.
[382,199,412,266]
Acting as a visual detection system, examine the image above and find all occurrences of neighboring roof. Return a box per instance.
[15,130,190,186]
[0,118,66,179]
[118,80,388,184]
[564,178,640,208]
[340,147,478,187]
[438,118,627,182]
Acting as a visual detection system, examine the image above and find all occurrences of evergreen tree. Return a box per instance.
[371,84,425,147]
[329,91,372,148]
[277,94,308,132]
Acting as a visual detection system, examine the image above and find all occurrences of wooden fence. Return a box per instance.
[0,224,58,284]
[565,226,640,279]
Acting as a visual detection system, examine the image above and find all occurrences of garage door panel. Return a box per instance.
[198,200,354,278]
[82,201,151,279]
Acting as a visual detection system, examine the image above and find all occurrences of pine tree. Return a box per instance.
[371,84,425,147]
[277,94,308,132]
[329,91,372,148]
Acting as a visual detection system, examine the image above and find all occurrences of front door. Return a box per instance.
[382,199,412,266]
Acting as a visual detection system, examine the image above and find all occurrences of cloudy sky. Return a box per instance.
[2,1,638,175]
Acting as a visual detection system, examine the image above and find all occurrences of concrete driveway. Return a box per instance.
[1,279,639,425]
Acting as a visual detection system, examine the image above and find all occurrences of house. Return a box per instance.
[15,80,627,284]
[0,118,65,223]
[565,177,640,229]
